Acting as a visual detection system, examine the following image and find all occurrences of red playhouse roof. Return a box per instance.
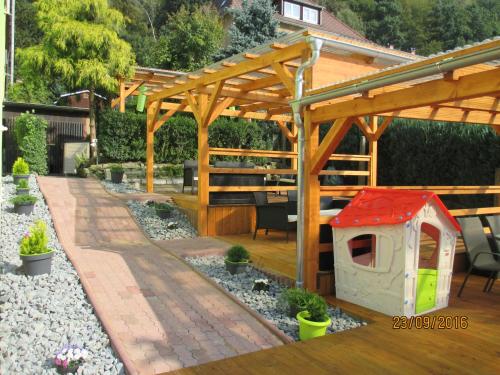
[329,188,461,231]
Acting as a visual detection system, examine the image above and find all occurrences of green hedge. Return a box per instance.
[97,110,279,164]
[378,119,500,208]
[14,113,48,175]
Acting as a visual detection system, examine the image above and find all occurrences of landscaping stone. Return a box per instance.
[127,200,197,240]
[100,180,142,194]
[185,256,367,341]
[0,175,124,374]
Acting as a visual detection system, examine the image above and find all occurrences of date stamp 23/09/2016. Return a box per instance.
[392,316,469,329]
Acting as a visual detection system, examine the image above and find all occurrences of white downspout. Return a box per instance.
[291,36,323,289]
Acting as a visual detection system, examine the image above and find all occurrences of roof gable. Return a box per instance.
[330,188,460,231]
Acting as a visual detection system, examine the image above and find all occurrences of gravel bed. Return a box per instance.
[0,176,124,374]
[186,256,367,341]
[126,200,197,240]
[100,180,143,194]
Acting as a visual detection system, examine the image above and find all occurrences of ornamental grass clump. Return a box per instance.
[278,287,314,317]
[19,220,51,256]
[10,194,37,206]
[303,293,329,323]
[16,179,29,189]
[54,344,88,373]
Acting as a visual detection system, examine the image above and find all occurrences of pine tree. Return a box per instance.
[427,0,471,52]
[366,0,404,48]
[216,0,282,60]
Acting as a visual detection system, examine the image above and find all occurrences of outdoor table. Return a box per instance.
[287,208,342,223]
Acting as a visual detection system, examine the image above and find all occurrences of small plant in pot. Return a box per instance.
[20,220,54,276]
[12,157,30,184]
[297,293,331,341]
[154,202,174,219]
[110,164,124,183]
[278,287,313,318]
[16,179,30,195]
[54,344,88,374]
[224,245,250,275]
[11,194,37,215]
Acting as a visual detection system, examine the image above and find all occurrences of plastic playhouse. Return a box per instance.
[330,188,461,317]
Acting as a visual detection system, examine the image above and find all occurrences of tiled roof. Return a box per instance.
[215,0,366,41]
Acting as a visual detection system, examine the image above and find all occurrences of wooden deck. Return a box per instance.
[170,273,500,375]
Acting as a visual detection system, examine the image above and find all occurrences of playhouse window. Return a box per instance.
[348,234,377,267]
[418,223,440,269]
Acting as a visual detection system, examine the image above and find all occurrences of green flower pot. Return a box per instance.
[297,310,331,341]
[224,259,248,275]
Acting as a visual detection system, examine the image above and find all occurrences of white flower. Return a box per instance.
[81,349,89,359]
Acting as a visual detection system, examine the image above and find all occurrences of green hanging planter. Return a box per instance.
[136,86,148,112]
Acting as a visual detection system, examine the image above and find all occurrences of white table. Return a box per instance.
[287,209,342,223]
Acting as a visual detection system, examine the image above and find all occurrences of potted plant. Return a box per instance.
[12,157,30,184]
[110,164,124,183]
[19,220,54,276]
[11,194,37,215]
[297,293,331,341]
[278,287,315,318]
[16,179,30,195]
[224,245,250,275]
[154,202,174,219]
[74,153,89,178]
[54,344,88,374]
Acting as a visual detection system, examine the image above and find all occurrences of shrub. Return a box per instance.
[16,179,29,189]
[303,294,329,323]
[110,164,124,173]
[12,157,30,175]
[11,194,37,205]
[154,202,173,212]
[13,113,48,175]
[159,164,183,178]
[278,288,313,314]
[226,245,250,263]
[19,220,51,256]
[155,115,197,164]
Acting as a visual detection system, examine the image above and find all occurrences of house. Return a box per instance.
[215,0,365,41]
[330,188,460,317]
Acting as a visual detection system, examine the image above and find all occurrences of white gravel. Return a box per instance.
[186,256,366,341]
[100,180,142,194]
[127,200,197,240]
[0,176,124,375]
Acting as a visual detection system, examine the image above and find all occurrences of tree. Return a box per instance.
[467,0,500,43]
[17,0,135,158]
[426,0,471,52]
[319,0,366,35]
[217,0,282,59]
[366,0,405,48]
[149,5,223,71]
[15,0,43,49]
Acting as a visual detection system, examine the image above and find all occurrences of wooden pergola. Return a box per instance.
[113,30,500,291]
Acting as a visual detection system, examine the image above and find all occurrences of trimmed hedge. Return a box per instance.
[14,113,48,175]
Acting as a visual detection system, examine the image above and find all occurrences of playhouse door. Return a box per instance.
[415,269,438,314]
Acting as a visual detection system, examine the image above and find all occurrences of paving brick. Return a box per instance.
[38,177,283,375]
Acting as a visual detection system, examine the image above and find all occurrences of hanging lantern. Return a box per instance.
[136,86,148,112]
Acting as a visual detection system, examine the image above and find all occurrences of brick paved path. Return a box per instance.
[38,177,283,375]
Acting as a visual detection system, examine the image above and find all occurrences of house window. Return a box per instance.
[303,7,319,24]
[284,1,300,20]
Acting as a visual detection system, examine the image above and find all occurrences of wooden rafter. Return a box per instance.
[380,107,500,126]
[271,62,295,96]
[147,42,307,102]
[373,117,393,140]
[353,117,375,140]
[207,97,236,126]
[276,121,297,143]
[312,68,500,123]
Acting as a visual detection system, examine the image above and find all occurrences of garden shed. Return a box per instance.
[330,188,461,316]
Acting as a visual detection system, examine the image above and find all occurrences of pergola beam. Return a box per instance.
[312,67,500,123]
[311,118,352,174]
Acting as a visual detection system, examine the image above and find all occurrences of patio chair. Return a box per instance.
[485,215,500,252]
[456,216,500,297]
[182,160,198,194]
[253,192,294,242]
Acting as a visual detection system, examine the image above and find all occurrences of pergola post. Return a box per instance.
[303,107,321,291]
[369,116,378,186]
[146,101,159,193]
[119,78,126,113]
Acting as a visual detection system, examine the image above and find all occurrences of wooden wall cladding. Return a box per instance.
[207,205,256,236]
